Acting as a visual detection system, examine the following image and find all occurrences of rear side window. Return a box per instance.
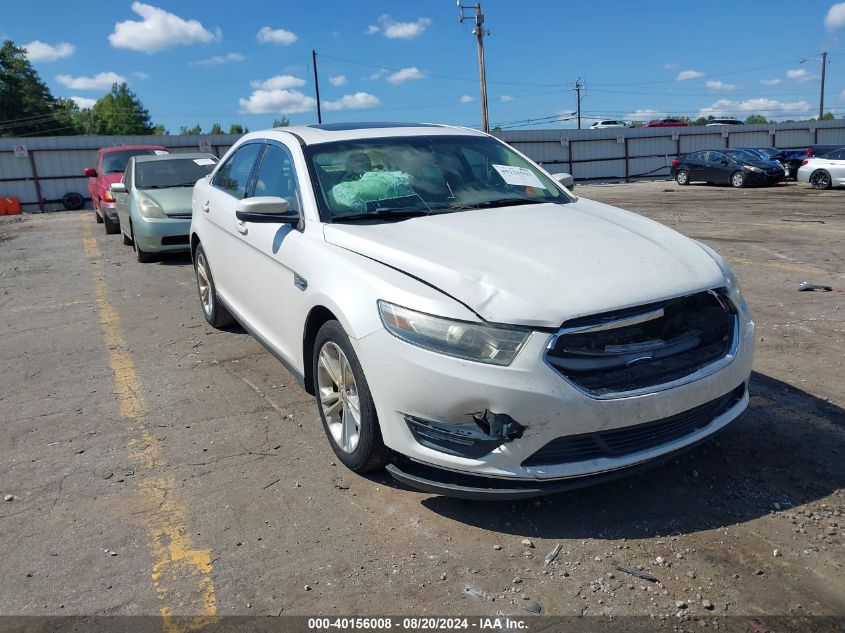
[212,143,262,199]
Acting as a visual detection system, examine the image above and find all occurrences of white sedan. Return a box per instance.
[190,123,755,499]
[797,148,845,189]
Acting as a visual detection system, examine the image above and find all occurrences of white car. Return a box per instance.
[190,123,754,499]
[796,148,845,189]
[590,120,628,129]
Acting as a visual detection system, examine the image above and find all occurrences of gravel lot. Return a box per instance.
[1,179,843,628]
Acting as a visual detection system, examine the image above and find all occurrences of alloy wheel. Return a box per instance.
[811,171,831,189]
[316,341,360,453]
[195,252,213,317]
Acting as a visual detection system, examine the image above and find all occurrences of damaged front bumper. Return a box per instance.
[353,308,754,493]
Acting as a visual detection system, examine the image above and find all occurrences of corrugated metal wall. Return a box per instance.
[499,119,845,182]
[0,134,240,211]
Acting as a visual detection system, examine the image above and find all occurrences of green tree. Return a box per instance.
[209,122,223,134]
[151,123,168,135]
[745,114,768,124]
[820,112,835,121]
[0,40,80,136]
[228,123,248,134]
[272,116,290,128]
[89,83,154,135]
[179,124,202,135]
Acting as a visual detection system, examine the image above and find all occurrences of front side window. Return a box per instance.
[135,157,217,189]
[724,150,758,162]
[213,143,263,199]
[305,135,572,220]
[252,144,302,210]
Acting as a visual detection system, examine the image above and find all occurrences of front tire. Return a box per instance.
[194,243,234,328]
[313,321,390,473]
[730,171,746,188]
[122,229,133,246]
[675,170,689,186]
[136,243,155,263]
[810,170,832,190]
[94,207,104,224]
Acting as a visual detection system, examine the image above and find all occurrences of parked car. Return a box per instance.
[644,118,689,127]
[84,145,168,234]
[671,149,785,187]
[705,118,744,126]
[190,123,754,499]
[111,153,217,262]
[780,144,845,180]
[796,147,845,189]
[590,120,628,129]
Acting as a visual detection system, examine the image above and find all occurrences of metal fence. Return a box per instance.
[2,119,845,212]
[0,134,241,212]
[497,119,845,182]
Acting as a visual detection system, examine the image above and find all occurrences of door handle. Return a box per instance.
[201,201,210,213]
[235,220,248,235]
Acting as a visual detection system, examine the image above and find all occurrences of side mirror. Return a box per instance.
[551,172,575,190]
[83,168,97,177]
[110,182,127,194]
[235,196,299,224]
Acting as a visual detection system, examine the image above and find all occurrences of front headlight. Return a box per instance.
[137,193,165,219]
[744,165,763,173]
[694,240,745,310]
[378,300,530,366]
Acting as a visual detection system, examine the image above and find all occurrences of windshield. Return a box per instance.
[305,135,572,221]
[724,149,760,162]
[103,149,162,174]
[135,157,217,189]
[756,148,779,158]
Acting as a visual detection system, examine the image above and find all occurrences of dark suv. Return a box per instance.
[670,149,785,188]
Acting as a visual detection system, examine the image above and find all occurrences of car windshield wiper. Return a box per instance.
[448,197,546,210]
[331,208,435,223]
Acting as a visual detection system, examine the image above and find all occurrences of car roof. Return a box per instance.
[133,152,216,163]
[236,122,488,146]
[100,145,167,153]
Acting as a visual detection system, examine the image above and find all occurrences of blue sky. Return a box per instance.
[5,1,845,133]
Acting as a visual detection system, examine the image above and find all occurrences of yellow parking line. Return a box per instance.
[81,216,217,632]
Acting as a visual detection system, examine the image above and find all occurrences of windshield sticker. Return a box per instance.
[492,164,544,188]
[193,158,216,166]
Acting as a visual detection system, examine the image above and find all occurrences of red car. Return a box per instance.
[84,145,168,234]
[644,118,689,128]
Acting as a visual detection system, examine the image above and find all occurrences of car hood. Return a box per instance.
[137,187,193,216]
[744,160,781,170]
[323,199,726,328]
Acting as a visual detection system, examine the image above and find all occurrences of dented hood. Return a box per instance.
[323,199,725,328]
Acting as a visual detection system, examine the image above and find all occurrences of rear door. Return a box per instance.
[195,141,264,306]
[825,149,845,185]
[684,152,706,182]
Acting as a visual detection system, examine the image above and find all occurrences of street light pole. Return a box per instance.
[819,51,827,120]
[459,2,490,133]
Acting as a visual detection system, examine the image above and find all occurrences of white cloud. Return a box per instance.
[368,15,432,39]
[70,96,97,109]
[760,78,782,86]
[663,63,679,70]
[825,2,845,29]
[500,95,514,102]
[387,67,424,84]
[626,108,666,120]
[249,75,306,90]
[459,94,474,103]
[699,98,811,118]
[329,74,347,87]
[322,92,380,111]
[190,52,244,67]
[109,2,219,53]
[786,68,816,82]
[706,80,737,91]
[840,89,845,100]
[56,72,126,90]
[23,40,74,62]
[368,68,388,80]
[238,89,316,114]
[256,26,298,45]
[676,70,704,81]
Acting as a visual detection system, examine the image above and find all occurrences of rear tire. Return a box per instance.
[730,171,746,188]
[103,213,119,235]
[675,170,689,186]
[94,207,103,224]
[313,320,390,473]
[810,170,832,190]
[194,243,234,328]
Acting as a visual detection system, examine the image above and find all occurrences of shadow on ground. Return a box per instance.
[412,372,845,539]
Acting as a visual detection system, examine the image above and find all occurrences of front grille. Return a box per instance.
[545,290,736,396]
[161,235,189,246]
[522,384,745,467]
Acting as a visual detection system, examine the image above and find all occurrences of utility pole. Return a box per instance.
[819,51,827,120]
[458,2,490,133]
[574,78,583,130]
[312,49,322,124]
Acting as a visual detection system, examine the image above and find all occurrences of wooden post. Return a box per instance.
[28,150,44,212]
[624,137,629,182]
